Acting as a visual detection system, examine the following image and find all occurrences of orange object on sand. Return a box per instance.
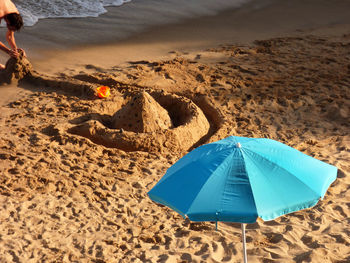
[96,86,110,98]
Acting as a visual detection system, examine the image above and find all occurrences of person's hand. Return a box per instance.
[17,48,26,57]
[8,48,19,58]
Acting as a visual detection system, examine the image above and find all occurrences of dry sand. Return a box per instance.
[0,0,350,262]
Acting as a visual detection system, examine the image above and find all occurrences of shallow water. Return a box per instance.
[14,0,252,26]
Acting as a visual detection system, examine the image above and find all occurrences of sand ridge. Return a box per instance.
[0,33,349,262]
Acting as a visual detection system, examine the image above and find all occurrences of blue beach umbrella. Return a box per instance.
[148,136,337,262]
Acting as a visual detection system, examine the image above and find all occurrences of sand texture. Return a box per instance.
[0,33,350,263]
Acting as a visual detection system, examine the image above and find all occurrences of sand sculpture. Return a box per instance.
[1,56,216,153]
[68,90,211,153]
[111,91,172,133]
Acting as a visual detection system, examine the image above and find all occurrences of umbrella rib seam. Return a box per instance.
[186,150,238,218]
[236,147,259,220]
[249,148,321,197]
[242,148,322,211]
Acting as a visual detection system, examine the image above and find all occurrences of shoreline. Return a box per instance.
[6,0,349,75]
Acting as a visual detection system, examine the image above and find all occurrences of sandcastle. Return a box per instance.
[68,90,211,153]
[2,56,221,153]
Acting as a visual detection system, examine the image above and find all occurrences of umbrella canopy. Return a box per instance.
[148,136,337,223]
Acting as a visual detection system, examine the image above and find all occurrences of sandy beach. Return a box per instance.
[0,0,350,262]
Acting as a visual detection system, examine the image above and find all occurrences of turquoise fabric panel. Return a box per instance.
[149,142,237,218]
[242,149,320,220]
[187,148,257,223]
[239,137,337,198]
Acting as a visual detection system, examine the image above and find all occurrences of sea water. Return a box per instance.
[13,0,252,27]
[14,0,131,26]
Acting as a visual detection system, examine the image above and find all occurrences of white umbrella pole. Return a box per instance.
[241,223,248,263]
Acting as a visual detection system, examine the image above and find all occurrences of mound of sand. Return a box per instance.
[111,91,172,133]
[0,55,97,96]
[0,56,32,84]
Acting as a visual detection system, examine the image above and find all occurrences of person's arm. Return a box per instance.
[6,29,19,57]
[0,40,13,56]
